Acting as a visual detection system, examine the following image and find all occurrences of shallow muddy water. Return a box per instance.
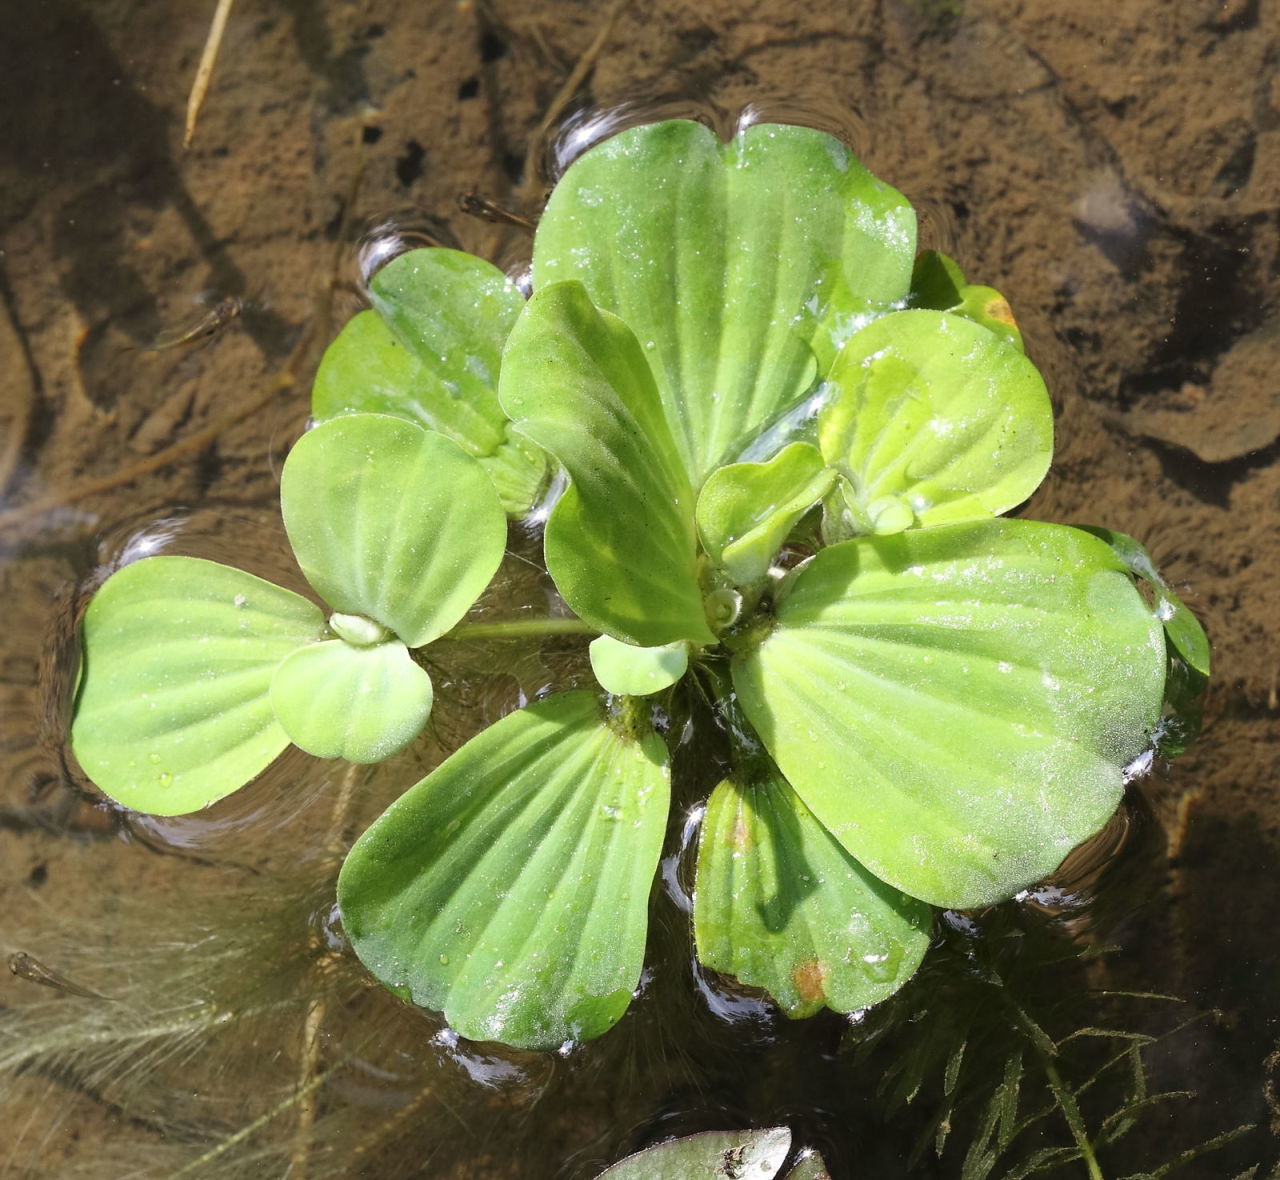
[1,1,1278,1177]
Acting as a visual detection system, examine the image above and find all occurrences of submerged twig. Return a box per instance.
[184,0,238,151]
[518,0,628,196]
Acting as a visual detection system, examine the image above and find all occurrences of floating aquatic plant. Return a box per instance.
[69,118,1209,1051]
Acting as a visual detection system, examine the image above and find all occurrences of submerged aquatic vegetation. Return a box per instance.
[68,117,1209,1052]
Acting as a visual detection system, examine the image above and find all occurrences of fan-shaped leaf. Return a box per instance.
[70,557,325,815]
[270,638,433,762]
[818,310,1052,533]
[732,520,1165,908]
[311,248,545,514]
[337,691,670,1049]
[499,282,713,646]
[697,442,835,586]
[597,1128,794,1180]
[534,119,916,483]
[280,414,507,649]
[589,635,689,696]
[695,769,932,1017]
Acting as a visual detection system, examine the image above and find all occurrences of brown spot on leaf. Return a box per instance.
[984,295,1017,327]
[730,813,751,849]
[792,957,828,1004]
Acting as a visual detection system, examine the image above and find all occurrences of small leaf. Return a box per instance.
[911,250,1023,352]
[270,638,433,762]
[695,767,931,1017]
[732,520,1166,908]
[818,310,1052,532]
[311,247,545,514]
[499,282,714,646]
[697,443,836,586]
[337,691,671,1049]
[534,119,916,482]
[589,635,689,696]
[782,1151,834,1180]
[70,557,325,815]
[1080,527,1211,678]
[597,1128,793,1180]
[281,414,507,649]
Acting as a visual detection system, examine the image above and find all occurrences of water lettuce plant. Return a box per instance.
[69,118,1208,1051]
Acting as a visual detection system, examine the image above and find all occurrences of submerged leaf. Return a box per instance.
[697,442,836,586]
[500,282,713,646]
[819,310,1052,534]
[589,635,689,697]
[311,247,545,513]
[337,692,670,1049]
[597,1128,793,1180]
[695,767,931,1017]
[534,119,916,483]
[281,414,507,649]
[70,557,325,815]
[732,520,1165,908]
[270,639,433,762]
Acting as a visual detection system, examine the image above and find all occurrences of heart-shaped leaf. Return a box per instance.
[534,119,916,483]
[596,1127,794,1180]
[732,520,1165,908]
[697,442,835,586]
[281,414,507,649]
[70,557,325,815]
[311,248,545,514]
[589,635,689,697]
[270,638,433,762]
[499,282,713,646]
[695,767,932,1018]
[337,691,670,1049]
[818,310,1052,533]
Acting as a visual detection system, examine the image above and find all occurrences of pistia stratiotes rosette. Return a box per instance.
[69,117,1208,1052]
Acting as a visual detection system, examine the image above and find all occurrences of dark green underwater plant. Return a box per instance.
[69,118,1209,1050]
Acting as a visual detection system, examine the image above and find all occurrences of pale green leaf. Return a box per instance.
[70,557,325,816]
[818,310,1052,533]
[499,282,713,646]
[782,1151,833,1180]
[732,520,1166,908]
[280,414,506,649]
[1080,527,1211,678]
[270,638,433,762]
[696,442,835,586]
[597,1128,793,1180]
[589,635,689,696]
[337,691,670,1049]
[534,119,916,483]
[311,247,545,514]
[695,769,931,1018]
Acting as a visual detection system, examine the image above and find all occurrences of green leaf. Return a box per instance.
[1080,527,1211,678]
[695,768,932,1017]
[589,635,689,696]
[911,250,1023,352]
[337,691,670,1049]
[732,520,1166,908]
[499,282,714,646]
[782,1152,833,1180]
[280,414,507,649]
[534,119,916,483]
[697,442,836,586]
[311,248,545,514]
[597,1128,793,1180]
[269,638,433,762]
[70,557,325,816]
[818,310,1052,533]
